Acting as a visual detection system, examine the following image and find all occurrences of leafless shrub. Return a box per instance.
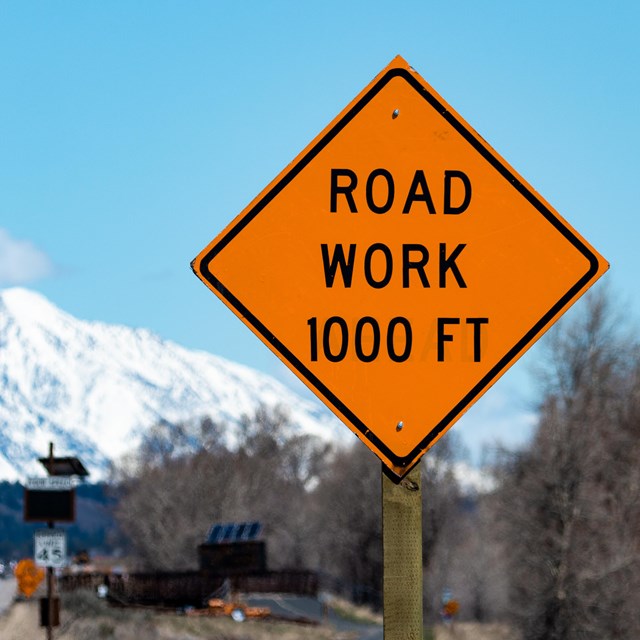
[492,290,640,639]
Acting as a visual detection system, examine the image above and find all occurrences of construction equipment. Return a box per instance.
[185,597,270,621]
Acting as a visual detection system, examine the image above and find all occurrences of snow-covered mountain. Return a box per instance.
[0,287,347,481]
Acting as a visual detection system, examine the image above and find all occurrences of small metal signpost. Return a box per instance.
[23,443,88,639]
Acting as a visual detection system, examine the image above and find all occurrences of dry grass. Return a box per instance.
[326,594,382,625]
[434,622,521,640]
[159,616,357,640]
[0,592,520,640]
[0,591,358,640]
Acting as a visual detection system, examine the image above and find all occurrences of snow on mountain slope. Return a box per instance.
[0,288,347,480]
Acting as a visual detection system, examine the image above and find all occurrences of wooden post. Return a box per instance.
[382,463,423,639]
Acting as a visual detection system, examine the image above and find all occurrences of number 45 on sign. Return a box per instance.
[35,530,67,569]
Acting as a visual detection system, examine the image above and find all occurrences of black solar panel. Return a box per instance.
[246,522,261,540]
[206,524,223,543]
[206,521,262,544]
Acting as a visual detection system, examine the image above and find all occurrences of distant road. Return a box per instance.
[0,578,16,615]
[245,594,383,640]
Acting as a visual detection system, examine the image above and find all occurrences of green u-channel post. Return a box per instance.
[382,463,423,639]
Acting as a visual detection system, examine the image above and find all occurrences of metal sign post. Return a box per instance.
[23,443,87,636]
[46,529,53,640]
[47,443,54,640]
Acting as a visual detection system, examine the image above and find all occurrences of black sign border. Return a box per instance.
[195,66,602,477]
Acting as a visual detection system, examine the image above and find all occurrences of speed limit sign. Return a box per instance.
[34,529,67,569]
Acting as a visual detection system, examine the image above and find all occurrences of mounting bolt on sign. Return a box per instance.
[192,55,608,479]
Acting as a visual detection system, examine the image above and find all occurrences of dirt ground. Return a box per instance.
[0,600,40,639]
[0,597,519,640]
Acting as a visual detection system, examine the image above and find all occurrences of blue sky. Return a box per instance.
[1,2,637,460]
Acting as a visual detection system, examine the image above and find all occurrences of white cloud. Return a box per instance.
[0,228,55,285]
[456,375,538,463]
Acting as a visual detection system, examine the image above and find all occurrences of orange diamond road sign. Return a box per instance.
[15,558,45,598]
[192,55,608,478]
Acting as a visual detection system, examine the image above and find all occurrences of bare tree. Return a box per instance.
[493,291,640,639]
[114,405,330,571]
[114,403,476,620]
[310,442,383,604]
